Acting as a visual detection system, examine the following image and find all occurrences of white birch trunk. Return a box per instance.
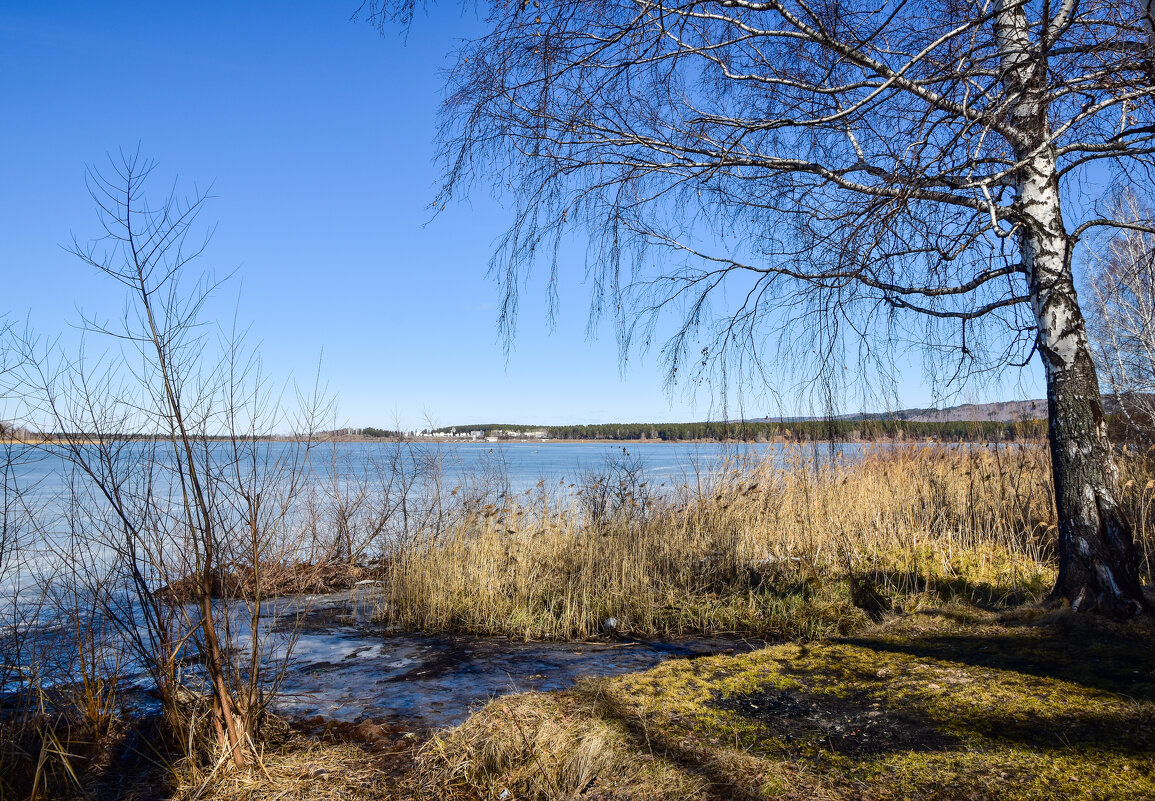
[999,1,1148,615]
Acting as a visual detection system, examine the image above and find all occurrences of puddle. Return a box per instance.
[2,586,766,732]
[269,587,766,729]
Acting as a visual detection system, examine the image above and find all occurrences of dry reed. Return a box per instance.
[379,444,1155,640]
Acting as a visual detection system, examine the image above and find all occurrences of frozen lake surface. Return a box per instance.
[2,439,861,603]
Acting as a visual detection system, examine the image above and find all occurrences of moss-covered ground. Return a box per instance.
[394,606,1155,801]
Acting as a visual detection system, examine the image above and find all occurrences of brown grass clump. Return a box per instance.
[156,557,390,602]
[396,692,710,800]
[162,718,396,801]
[380,445,1154,640]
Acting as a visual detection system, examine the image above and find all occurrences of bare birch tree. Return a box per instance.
[366,0,1155,614]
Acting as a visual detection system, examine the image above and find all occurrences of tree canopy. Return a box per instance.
[367,0,1155,614]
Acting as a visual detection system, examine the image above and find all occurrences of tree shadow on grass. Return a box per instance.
[818,614,1155,756]
[843,615,1155,701]
[848,571,1049,619]
[786,656,1154,757]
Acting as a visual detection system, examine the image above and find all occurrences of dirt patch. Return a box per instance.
[712,685,960,756]
[291,716,421,783]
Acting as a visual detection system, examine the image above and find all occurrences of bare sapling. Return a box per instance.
[10,151,327,770]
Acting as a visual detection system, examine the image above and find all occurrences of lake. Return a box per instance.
[3,438,860,497]
[308,439,855,492]
[0,439,864,605]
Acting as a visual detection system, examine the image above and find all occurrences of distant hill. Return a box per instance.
[750,399,1046,424]
[878,399,1047,423]
[756,394,1155,424]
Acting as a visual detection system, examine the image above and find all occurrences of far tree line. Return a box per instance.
[428,419,1051,442]
[16,412,1152,445]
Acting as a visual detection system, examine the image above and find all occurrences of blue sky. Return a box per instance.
[0,2,1045,431]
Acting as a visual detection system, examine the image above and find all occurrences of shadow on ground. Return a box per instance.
[519,608,1155,800]
[844,611,1155,700]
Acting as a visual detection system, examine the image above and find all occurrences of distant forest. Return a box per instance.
[35,416,1155,444]
[430,418,1049,442]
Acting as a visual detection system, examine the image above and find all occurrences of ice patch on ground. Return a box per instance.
[266,589,762,729]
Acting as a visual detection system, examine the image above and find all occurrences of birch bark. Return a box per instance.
[999,0,1148,615]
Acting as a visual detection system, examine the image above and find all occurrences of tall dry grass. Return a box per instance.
[379,444,1155,640]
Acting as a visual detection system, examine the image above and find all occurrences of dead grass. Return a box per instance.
[163,721,394,801]
[155,557,391,602]
[0,713,406,801]
[380,444,1154,640]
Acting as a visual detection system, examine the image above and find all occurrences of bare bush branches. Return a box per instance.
[1087,192,1155,444]
[8,152,329,768]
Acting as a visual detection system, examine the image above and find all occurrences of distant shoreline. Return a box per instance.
[1,433,1046,447]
